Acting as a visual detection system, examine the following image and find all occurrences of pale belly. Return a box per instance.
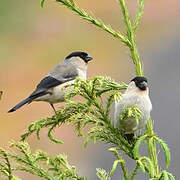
[114,93,152,134]
[34,80,74,104]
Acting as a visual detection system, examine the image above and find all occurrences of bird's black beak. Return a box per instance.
[85,55,93,62]
[139,81,148,90]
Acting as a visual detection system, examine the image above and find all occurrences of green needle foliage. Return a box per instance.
[0,142,85,180]
[19,76,173,179]
[96,168,111,180]
[0,0,175,179]
[119,106,142,127]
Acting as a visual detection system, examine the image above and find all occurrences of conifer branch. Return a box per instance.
[118,0,143,76]
[55,0,131,47]
[20,77,174,179]
[133,0,146,32]
[0,142,86,180]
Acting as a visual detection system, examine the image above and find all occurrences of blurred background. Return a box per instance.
[0,0,180,179]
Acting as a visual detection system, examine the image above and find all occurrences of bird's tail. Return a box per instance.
[8,97,32,113]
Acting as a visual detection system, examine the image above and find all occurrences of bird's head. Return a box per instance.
[65,51,93,63]
[130,76,148,91]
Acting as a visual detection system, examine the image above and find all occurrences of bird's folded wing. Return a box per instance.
[29,63,78,99]
[37,62,79,89]
[48,62,78,80]
[36,76,70,89]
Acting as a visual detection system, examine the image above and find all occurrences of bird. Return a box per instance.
[113,76,152,141]
[8,51,93,113]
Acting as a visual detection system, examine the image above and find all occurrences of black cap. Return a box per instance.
[131,76,148,90]
[65,51,93,63]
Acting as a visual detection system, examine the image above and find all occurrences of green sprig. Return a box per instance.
[119,106,142,127]
[7,142,85,180]
[56,0,131,47]
[96,168,111,180]
[41,0,45,8]
[133,0,146,32]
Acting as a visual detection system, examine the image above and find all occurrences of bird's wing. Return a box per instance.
[113,101,121,127]
[38,62,78,89]
[48,61,78,81]
[29,63,78,99]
